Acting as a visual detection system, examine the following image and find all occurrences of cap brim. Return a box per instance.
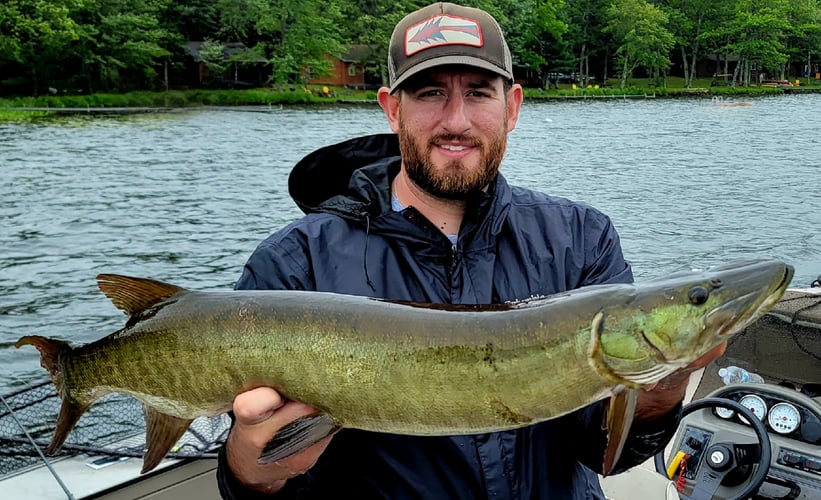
[389,55,514,94]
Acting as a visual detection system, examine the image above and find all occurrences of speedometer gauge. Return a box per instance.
[768,402,801,434]
[738,394,767,423]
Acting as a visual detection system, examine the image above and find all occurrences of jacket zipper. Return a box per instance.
[446,243,458,285]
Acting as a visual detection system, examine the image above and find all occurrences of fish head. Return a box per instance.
[594,259,793,387]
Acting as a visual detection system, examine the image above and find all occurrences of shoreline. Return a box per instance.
[1,86,819,120]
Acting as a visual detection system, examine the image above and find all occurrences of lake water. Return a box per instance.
[1,95,820,392]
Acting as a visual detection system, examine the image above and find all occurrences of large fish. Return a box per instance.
[17,259,793,474]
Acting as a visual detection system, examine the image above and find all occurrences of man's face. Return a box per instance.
[380,68,523,200]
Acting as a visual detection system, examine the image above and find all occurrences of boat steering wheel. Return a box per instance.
[654,397,772,500]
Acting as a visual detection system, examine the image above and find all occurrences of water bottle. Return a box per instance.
[718,366,764,385]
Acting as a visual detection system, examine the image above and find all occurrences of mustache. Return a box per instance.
[429,134,482,147]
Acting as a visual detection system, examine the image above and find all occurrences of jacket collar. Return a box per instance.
[288,133,512,244]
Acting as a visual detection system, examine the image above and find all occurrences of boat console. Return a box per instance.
[660,289,821,499]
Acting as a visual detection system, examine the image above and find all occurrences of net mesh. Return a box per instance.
[0,379,229,478]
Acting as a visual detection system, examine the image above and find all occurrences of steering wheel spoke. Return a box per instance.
[733,442,762,466]
[688,462,733,500]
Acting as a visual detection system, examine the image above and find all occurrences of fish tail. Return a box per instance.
[15,335,70,390]
[16,335,89,454]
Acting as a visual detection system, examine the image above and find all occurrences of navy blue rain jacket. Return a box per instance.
[217,134,681,499]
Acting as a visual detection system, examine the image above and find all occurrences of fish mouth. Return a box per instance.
[708,291,760,337]
[707,262,794,338]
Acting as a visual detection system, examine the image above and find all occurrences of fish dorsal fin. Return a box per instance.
[140,404,193,474]
[96,274,185,316]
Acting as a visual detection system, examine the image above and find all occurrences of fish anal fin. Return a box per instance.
[601,389,638,476]
[96,274,186,316]
[258,414,339,464]
[47,397,91,455]
[141,404,193,474]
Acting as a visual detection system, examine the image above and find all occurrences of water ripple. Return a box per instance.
[2,99,820,390]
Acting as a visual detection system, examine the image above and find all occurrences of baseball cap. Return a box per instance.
[387,2,513,93]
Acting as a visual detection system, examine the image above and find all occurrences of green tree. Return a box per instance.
[783,0,821,83]
[4,0,819,96]
[198,38,229,78]
[0,0,84,94]
[656,0,734,88]
[605,0,675,87]
[256,0,345,84]
[492,0,567,87]
[163,0,218,41]
[340,0,417,86]
[722,1,792,85]
[214,0,260,42]
[69,0,175,92]
[563,0,611,86]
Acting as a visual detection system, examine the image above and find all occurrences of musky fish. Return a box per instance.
[17,259,793,474]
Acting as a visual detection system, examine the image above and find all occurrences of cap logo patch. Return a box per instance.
[405,15,483,56]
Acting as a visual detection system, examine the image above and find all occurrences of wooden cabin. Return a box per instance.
[308,44,381,89]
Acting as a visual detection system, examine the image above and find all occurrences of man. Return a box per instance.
[217,3,724,498]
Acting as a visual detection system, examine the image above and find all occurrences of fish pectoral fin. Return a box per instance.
[140,404,193,474]
[258,414,339,465]
[601,389,638,476]
[611,364,679,387]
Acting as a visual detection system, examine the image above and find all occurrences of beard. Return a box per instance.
[397,115,507,201]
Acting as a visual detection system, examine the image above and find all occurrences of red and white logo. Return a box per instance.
[405,15,483,56]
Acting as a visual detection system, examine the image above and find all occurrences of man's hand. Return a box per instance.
[635,342,728,421]
[225,387,333,494]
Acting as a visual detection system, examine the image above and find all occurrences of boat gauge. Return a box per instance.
[714,406,735,419]
[738,394,767,423]
[768,402,801,434]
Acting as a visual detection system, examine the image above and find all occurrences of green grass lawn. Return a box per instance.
[1,77,819,122]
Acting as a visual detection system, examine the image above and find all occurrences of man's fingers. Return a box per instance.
[225,390,328,492]
[231,388,323,452]
[233,387,286,425]
[267,400,323,426]
[687,341,728,370]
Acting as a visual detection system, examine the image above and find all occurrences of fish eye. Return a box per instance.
[688,286,710,305]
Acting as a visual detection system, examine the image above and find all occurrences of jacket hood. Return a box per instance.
[289,134,401,217]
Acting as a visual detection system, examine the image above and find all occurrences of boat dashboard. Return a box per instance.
[711,385,821,449]
[663,289,821,499]
[668,382,821,499]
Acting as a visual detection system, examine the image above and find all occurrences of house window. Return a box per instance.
[348,65,357,77]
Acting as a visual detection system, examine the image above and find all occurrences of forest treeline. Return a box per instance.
[2,0,820,96]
